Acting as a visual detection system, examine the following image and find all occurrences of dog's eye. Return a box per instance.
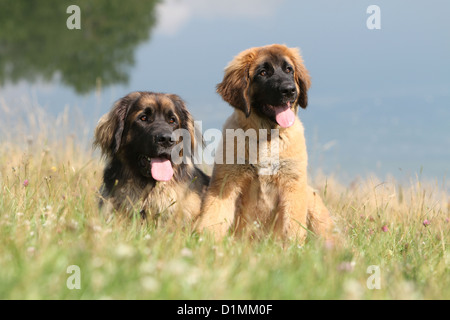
[259,70,267,76]
[140,115,148,122]
[169,117,177,124]
[286,66,293,73]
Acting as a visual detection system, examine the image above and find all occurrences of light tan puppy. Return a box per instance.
[196,44,334,242]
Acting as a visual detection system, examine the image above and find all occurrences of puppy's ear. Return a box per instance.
[169,94,197,157]
[217,48,257,117]
[93,91,141,157]
[288,47,311,109]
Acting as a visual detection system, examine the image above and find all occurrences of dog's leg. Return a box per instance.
[196,166,247,240]
[196,191,238,239]
[306,186,335,241]
[273,179,309,242]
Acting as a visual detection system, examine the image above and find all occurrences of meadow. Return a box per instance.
[0,102,449,300]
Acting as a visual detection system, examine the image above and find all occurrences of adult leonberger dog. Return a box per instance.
[196,44,334,241]
[94,91,210,224]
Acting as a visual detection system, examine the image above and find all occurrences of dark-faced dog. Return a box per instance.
[94,91,209,224]
[196,44,335,241]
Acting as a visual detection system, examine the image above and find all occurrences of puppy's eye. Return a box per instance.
[169,116,177,124]
[286,66,293,73]
[140,115,148,122]
[259,70,267,76]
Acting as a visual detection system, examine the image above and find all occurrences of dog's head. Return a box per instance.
[217,44,311,128]
[94,92,196,181]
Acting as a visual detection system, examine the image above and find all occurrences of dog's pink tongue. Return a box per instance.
[151,158,174,182]
[275,104,295,128]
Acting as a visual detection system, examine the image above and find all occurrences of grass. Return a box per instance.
[0,103,449,300]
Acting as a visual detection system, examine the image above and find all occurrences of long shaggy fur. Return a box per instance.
[196,44,334,242]
[94,91,209,225]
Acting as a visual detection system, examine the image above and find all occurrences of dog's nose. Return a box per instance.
[280,83,296,97]
[155,133,174,147]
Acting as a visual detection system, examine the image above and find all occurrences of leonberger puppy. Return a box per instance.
[196,44,334,242]
[94,91,210,224]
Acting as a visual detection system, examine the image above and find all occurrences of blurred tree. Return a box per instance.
[0,0,159,93]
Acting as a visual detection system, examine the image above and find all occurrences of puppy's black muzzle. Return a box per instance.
[279,82,297,100]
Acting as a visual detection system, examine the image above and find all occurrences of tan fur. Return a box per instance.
[196,44,334,242]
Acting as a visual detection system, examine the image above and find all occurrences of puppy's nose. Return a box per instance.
[280,83,296,97]
[155,133,174,147]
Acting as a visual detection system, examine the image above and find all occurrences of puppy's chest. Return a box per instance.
[245,158,304,216]
[247,176,280,213]
[251,157,302,180]
[252,133,304,177]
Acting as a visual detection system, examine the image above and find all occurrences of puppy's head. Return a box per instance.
[217,44,311,128]
[94,92,195,181]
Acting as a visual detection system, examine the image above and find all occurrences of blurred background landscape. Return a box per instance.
[1,0,449,189]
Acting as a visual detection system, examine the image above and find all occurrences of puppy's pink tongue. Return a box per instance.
[151,158,174,181]
[275,104,295,128]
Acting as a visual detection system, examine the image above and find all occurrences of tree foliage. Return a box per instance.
[0,0,159,93]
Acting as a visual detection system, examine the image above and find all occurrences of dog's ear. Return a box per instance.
[169,94,197,155]
[217,48,257,117]
[288,47,311,109]
[93,91,141,157]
